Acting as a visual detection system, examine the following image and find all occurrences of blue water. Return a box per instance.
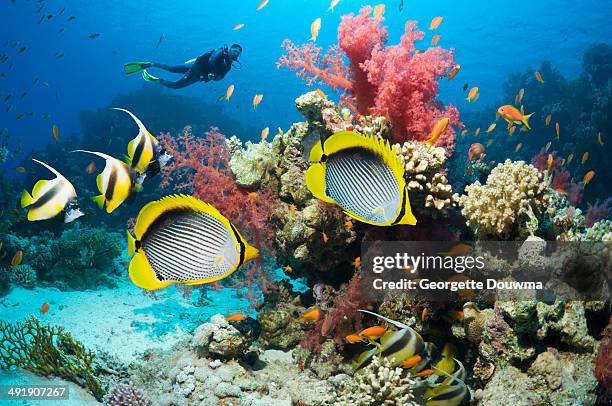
[0,0,608,168]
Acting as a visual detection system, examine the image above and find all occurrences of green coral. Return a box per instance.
[3,264,37,288]
[0,317,104,400]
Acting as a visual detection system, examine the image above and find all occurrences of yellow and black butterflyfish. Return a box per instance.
[305,131,416,226]
[425,358,469,406]
[20,159,84,223]
[126,195,259,291]
[73,150,140,213]
[113,107,160,175]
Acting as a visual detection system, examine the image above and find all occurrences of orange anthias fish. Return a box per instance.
[86,161,96,175]
[233,24,245,31]
[400,354,422,368]
[497,105,533,129]
[288,204,297,215]
[545,141,551,152]
[373,4,385,18]
[40,302,50,315]
[345,219,353,230]
[226,312,246,322]
[597,132,604,146]
[11,250,23,267]
[329,0,341,12]
[486,123,496,133]
[345,334,365,344]
[322,232,329,243]
[545,114,552,126]
[508,125,517,136]
[256,0,269,11]
[468,143,485,162]
[426,117,450,145]
[310,17,322,41]
[515,88,524,105]
[359,326,387,340]
[535,71,545,84]
[421,307,428,321]
[429,16,443,30]
[439,243,473,257]
[515,143,522,153]
[555,122,560,139]
[581,152,589,164]
[460,128,468,136]
[314,88,327,99]
[466,87,479,102]
[226,84,235,101]
[261,127,270,141]
[583,170,595,185]
[567,153,574,164]
[253,94,263,109]
[415,369,435,377]
[52,124,59,142]
[448,310,464,321]
[431,34,441,46]
[547,154,554,172]
[486,139,493,147]
[353,256,361,270]
[301,307,322,323]
[447,64,460,80]
[474,127,481,136]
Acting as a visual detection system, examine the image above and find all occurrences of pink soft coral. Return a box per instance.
[278,6,460,152]
[584,197,612,227]
[159,127,279,306]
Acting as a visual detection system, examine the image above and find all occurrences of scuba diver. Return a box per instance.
[123,44,242,90]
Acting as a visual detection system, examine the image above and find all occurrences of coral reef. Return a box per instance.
[103,382,152,406]
[3,264,37,288]
[0,317,104,400]
[278,6,461,150]
[191,314,252,360]
[595,316,612,395]
[460,160,552,239]
[327,356,418,406]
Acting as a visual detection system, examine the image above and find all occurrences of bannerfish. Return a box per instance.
[21,159,84,222]
[73,150,141,213]
[114,108,172,179]
[126,194,259,291]
[497,105,534,129]
[305,131,416,226]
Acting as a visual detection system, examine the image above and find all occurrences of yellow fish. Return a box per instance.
[429,16,443,30]
[426,117,450,145]
[305,131,416,226]
[310,17,322,41]
[21,159,84,223]
[74,150,140,213]
[225,84,235,101]
[126,195,258,290]
[466,87,479,102]
[497,105,533,129]
[115,108,163,176]
[486,123,496,133]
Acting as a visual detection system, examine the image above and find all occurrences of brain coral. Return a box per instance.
[460,160,552,239]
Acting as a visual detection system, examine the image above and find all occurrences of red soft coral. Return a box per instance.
[278,6,460,152]
[159,127,279,306]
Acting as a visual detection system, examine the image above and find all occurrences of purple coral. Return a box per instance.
[103,382,151,406]
[584,197,612,227]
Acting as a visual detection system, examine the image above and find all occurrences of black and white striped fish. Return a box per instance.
[305,131,416,226]
[126,195,259,291]
[20,159,83,223]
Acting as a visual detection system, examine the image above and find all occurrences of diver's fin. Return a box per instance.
[128,251,172,290]
[142,70,159,82]
[126,230,137,257]
[91,194,105,209]
[123,62,151,75]
[20,190,34,208]
[305,163,334,203]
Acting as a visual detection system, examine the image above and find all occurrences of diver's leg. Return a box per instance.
[150,63,190,74]
[158,74,199,90]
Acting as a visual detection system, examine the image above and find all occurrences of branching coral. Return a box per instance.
[103,382,151,406]
[3,264,37,288]
[328,356,418,406]
[394,141,459,214]
[460,160,552,239]
[278,6,460,150]
[0,317,104,400]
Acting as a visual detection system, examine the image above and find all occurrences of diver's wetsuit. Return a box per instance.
[152,48,233,89]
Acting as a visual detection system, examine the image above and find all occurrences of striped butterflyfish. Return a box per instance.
[305,131,416,226]
[113,107,171,177]
[20,159,84,223]
[425,359,469,406]
[353,310,430,370]
[126,195,259,291]
[73,150,140,213]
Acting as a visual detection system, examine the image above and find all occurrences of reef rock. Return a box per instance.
[191,314,252,360]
